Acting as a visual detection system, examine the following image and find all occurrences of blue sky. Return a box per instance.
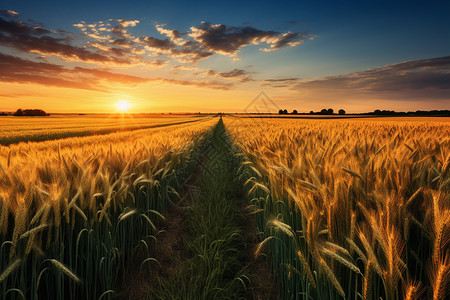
[1,0,449,112]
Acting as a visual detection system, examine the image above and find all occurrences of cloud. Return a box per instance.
[264,77,300,82]
[204,68,253,82]
[139,36,176,50]
[110,38,135,47]
[0,12,316,94]
[1,11,314,67]
[171,64,199,70]
[156,24,183,45]
[188,22,312,57]
[114,19,139,28]
[293,56,450,94]
[261,56,450,103]
[148,22,312,62]
[156,78,233,90]
[137,33,213,63]
[73,21,112,40]
[0,16,134,64]
[0,53,233,91]
[0,10,19,18]
[0,53,104,91]
[261,77,301,88]
[259,31,305,52]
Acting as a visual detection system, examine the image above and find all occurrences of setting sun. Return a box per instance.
[116,100,130,112]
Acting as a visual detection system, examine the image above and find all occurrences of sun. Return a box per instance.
[116,100,130,112]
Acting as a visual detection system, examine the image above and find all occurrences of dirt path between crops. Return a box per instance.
[242,212,280,300]
[115,159,206,300]
[116,120,279,299]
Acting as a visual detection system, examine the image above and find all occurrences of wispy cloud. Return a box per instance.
[261,77,301,88]
[261,56,450,104]
[171,64,199,70]
[202,68,253,82]
[0,53,105,91]
[293,56,450,95]
[0,53,234,91]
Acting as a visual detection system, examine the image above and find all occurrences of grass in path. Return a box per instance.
[149,119,250,299]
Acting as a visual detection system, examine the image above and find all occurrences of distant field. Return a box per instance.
[0,114,210,145]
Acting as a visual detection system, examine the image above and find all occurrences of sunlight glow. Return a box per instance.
[116,100,130,112]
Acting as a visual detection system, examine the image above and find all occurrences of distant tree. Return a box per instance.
[13,109,23,116]
[327,108,334,115]
[374,109,381,114]
[320,109,328,115]
[292,110,298,114]
[14,109,49,116]
[338,109,346,115]
[283,109,288,114]
[279,109,284,114]
[309,111,314,114]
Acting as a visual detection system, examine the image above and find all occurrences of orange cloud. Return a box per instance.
[0,53,233,91]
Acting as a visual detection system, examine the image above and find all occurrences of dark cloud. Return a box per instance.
[110,25,130,39]
[0,12,315,92]
[0,16,52,35]
[189,22,311,56]
[205,68,253,82]
[259,56,450,102]
[150,22,312,62]
[0,53,233,91]
[156,78,233,90]
[0,53,103,91]
[138,34,213,63]
[140,36,176,50]
[0,10,19,18]
[1,12,313,67]
[264,77,300,82]
[171,64,199,70]
[0,16,132,64]
[293,56,450,93]
[261,77,301,88]
[207,68,248,78]
[110,38,135,47]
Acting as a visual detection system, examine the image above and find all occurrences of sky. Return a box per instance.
[0,0,449,113]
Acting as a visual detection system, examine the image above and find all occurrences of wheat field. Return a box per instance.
[0,115,449,299]
[226,117,449,299]
[0,114,205,146]
[0,116,215,299]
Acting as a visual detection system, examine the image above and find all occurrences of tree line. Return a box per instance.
[13,109,50,116]
[279,108,346,115]
[278,109,450,116]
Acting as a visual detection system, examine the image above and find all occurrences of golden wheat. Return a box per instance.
[226,116,449,299]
